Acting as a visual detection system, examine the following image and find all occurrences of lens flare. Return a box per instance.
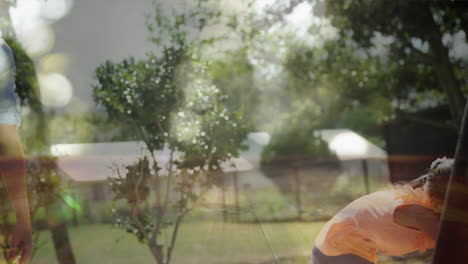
[39,73,73,107]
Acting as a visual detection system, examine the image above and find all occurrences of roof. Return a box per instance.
[51,139,256,183]
[51,130,386,182]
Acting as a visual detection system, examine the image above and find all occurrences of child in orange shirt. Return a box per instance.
[313,157,452,264]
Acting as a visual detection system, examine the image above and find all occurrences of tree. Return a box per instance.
[209,48,259,129]
[248,0,467,147]
[324,0,468,127]
[93,1,248,263]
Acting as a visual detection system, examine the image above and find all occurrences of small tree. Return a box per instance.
[93,1,248,263]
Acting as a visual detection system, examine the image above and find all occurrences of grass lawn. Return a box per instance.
[28,221,324,264]
[0,220,433,264]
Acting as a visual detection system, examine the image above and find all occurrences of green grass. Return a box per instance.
[29,221,324,264]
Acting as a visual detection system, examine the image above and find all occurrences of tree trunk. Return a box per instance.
[423,5,465,126]
[48,222,77,264]
[148,242,164,264]
[222,175,227,222]
[233,172,240,222]
[47,204,76,264]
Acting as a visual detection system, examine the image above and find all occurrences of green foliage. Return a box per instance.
[4,36,48,153]
[109,157,152,206]
[209,48,259,128]
[25,156,66,209]
[260,98,336,165]
[3,36,41,108]
[93,0,249,262]
[324,0,468,125]
[261,127,333,166]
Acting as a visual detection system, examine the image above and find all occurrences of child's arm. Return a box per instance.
[0,124,32,264]
[393,204,440,241]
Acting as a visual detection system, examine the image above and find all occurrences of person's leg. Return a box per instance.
[312,246,374,264]
[0,106,32,263]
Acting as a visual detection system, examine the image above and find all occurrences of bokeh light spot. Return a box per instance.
[39,53,69,73]
[39,73,73,107]
[16,19,55,56]
[40,0,74,22]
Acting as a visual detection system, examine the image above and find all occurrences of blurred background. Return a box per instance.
[0,0,467,263]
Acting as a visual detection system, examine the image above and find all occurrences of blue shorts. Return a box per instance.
[312,246,374,264]
[0,106,20,126]
[0,39,20,126]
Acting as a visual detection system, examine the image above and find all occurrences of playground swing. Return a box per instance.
[433,102,468,263]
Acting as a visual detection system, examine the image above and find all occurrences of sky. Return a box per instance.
[2,0,319,113]
[4,0,156,112]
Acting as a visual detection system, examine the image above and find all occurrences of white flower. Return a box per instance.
[178,112,185,118]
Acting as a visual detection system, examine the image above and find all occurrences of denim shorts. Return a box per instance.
[312,246,374,264]
[0,105,20,126]
[0,39,20,126]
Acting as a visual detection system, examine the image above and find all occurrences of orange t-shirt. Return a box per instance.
[314,187,435,263]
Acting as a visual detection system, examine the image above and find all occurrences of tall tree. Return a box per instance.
[324,0,468,127]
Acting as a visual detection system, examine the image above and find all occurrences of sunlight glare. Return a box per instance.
[329,131,368,158]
